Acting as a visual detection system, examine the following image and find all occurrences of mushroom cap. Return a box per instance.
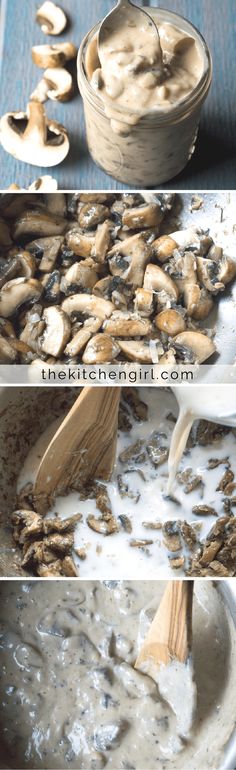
[36,1,67,36]
[82,334,120,364]
[32,43,77,69]
[0,102,69,167]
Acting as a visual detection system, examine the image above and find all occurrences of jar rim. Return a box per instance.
[77,6,212,126]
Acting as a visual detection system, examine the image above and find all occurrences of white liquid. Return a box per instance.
[17,388,236,579]
[168,385,236,493]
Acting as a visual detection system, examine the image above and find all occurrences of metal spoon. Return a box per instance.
[98,0,163,70]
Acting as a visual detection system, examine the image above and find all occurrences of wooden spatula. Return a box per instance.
[135,581,193,670]
[34,386,121,511]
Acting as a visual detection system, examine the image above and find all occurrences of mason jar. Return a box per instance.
[77,7,212,187]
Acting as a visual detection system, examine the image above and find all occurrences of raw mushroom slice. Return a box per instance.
[173,331,216,364]
[31,68,73,103]
[28,176,58,192]
[32,43,77,69]
[36,1,67,35]
[0,102,69,167]
[41,306,71,357]
[0,278,42,318]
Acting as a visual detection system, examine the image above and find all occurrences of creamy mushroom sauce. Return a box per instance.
[18,388,236,578]
[89,14,204,136]
[0,580,235,770]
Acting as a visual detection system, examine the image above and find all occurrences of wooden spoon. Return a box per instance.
[34,386,121,511]
[135,581,193,671]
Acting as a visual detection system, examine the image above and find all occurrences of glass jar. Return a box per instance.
[77,7,212,187]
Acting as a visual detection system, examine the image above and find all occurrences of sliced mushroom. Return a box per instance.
[152,235,177,263]
[60,259,98,293]
[197,256,236,293]
[169,227,200,250]
[134,288,154,316]
[184,284,214,320]
[31,68,73,103]
[103,314,152,337]
[32,43,77,69]
[41,306,71,356]
[93,220,112,262]
[155,309,186,336]
[28,176,58,192]
[118,340,153,363]
[0,218,12,247]
[27,235,64,271]
[173,331,216,364]
[62,294,114,320]
[197,257,225,293]
[109,234,151,288]
[122,203,163,229]
[0,334,17,363]
[0,278,42,318]
[167,253,197,293]
[13,209,67,240]
[0,102,69,167]
[218,257,236,285]
[144,264,179,300]
[78,204,110,230]
[66,230,95,258]
[82,334,120,364]
[64,318,101,357]
[0,252,35,288]
[36,1,67,35]
[159,349,176,365]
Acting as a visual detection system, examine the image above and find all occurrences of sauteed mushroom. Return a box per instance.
[0,193,234,365]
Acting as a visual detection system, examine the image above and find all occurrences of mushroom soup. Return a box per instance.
[0,580,235,770]
[2,386,236,578]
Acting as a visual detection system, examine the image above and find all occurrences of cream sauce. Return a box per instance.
[17,388,236,579]
[0,581,235,769]
[89,11,204,136]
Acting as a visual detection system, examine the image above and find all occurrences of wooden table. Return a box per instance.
[0,0,235,190]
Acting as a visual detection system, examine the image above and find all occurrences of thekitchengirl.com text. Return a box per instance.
[40,366,194,383]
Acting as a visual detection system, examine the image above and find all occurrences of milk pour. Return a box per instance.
[168,385,236,494]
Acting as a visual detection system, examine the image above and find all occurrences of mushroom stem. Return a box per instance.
[25,102,47,144]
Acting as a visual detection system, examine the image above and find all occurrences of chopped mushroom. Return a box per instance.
[144,264,179,300]
[82,334,120,364]
[62,294,114,319]
[0,194,234,366]
[0,278,42,318]
[173,331,216,364]
[31,68,73,103]
[0,102,69,167]
[40,306,71,356]
[36,1,67,35]
[32,43,77,68]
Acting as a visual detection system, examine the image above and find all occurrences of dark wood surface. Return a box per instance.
[0,0,235,190]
